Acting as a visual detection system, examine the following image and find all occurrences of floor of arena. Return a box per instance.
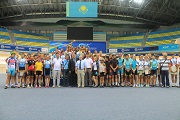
[0,73,180,120]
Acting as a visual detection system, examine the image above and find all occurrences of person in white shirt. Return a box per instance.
[177,52,180,88]
[84,53,93,87]
[137,55,144,87]
[52,53,62,88]
[170,54,178,87]
[76,55,86,88]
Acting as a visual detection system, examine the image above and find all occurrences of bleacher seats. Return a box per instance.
[0,28,12,44]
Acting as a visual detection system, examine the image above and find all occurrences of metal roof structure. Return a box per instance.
[0,0,180,26]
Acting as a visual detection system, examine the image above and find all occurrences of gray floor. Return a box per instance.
[0,73,180,120]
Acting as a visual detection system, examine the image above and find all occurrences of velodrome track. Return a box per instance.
[0,73,180,120]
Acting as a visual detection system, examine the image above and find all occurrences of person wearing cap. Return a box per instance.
[177,52,180,88]
[110,54,118,87]
[5,52,18,89]
[117,53,124,86]
[170,54,178,87]
[159,52,171,88]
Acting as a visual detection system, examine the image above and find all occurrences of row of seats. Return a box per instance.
[0,28,12,44]
[109,28,180,48]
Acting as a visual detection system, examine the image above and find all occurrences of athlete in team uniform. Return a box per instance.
[44,55,51,88]
[124,54,132,86]
[27,55,35,88]
[118,53,124,87]
[5,52,18,89]
[132,56,137,87]
[150,55,158,87]
[18,53,27,88]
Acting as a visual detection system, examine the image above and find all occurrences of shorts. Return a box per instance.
[125,70,132,76]
[8,68,16,76]
[151,70,157,76]
[92,70,98,76]
[118,68,124,75]
[100,72,105,77]
[138,70,144,76]
[132,69,137,75]
[36,71,42,76]
[19,70,25,77]
[28,71,34,76]
[112,69,117,75]
[44,68,50,76]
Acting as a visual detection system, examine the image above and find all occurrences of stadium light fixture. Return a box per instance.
[134,0,143,4]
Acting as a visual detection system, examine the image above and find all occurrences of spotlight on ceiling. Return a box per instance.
[134,0,143,4]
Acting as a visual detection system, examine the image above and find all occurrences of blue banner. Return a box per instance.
[50,41,106,53]
[0,44,42,52]
[158,44,179,51]
[66,2,98,17]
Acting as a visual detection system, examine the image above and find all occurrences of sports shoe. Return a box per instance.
[39,85,41,88]
[141,84,143,88]
[52,85,55,88]
[4,86,8,89]
[133,84,136,87]
[27,85,31,88]
[167,86,170,88]
[22,84,25,88]
[31,85,33,88]
[35,85,38,88]
[57,85,61,88]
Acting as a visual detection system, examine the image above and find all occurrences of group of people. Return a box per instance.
[4,45,180,89]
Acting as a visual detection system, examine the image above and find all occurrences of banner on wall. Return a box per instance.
[107,44,179,53]
[0,44,42,52]
[49,41,106,53]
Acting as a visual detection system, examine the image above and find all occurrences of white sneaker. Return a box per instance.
[141,84,143,87]
[133,84,136,87]
[57,85,61,88]
[27,85,31,88]
[52,85,55,88]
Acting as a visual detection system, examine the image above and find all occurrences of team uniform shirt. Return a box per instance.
[132,60,137,70]
[61,54,65,61]
[35,61,43,71]
[129,58,133,64]
[151,59,158,70]
[159,58,170,71]
[19,58,27,70]
[7,57,18,70]
[84,58,93,69]
[124,59,132,70]
[62,59,69,70]
[44,60,51,69]
[137,60,144,71]
[53,57,62,71]
[105,61,111,74]
[118,58,123,68]
[28,60,35,71]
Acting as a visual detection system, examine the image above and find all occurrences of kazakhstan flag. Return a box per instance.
[66,2,98,17]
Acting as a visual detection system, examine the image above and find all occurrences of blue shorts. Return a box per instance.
[118,68,124,75]
[8,68,16,76]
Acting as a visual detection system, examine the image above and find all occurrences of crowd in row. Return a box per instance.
[4,46,180,89]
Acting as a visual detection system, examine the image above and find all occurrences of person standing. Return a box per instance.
[92,56,99,87]
[5,52,18,89]
[84,53,93,87]
[44,55,51,88]
[118,53,124,86]
[105,56,112,87]
[170,54,178,87]
[137,55,144,87]
[150,55,158,87]
[110,54,118,87]
[144,55,151,87]
[18,53,27,88]
[132,56,137,87]
[99,57,106,88]
[68,53,77,87]
[34,57,43,88]
[27,55,35,88]
[62,55,69,87]
[52,53,62,88]
[124,54,132,87]
[159,52,171,88]
[76,55,86,88]
[177,53,180,88]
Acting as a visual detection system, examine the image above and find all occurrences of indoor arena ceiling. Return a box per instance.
[0,0,180,26]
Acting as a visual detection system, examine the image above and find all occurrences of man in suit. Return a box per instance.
[68,53,77,87]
